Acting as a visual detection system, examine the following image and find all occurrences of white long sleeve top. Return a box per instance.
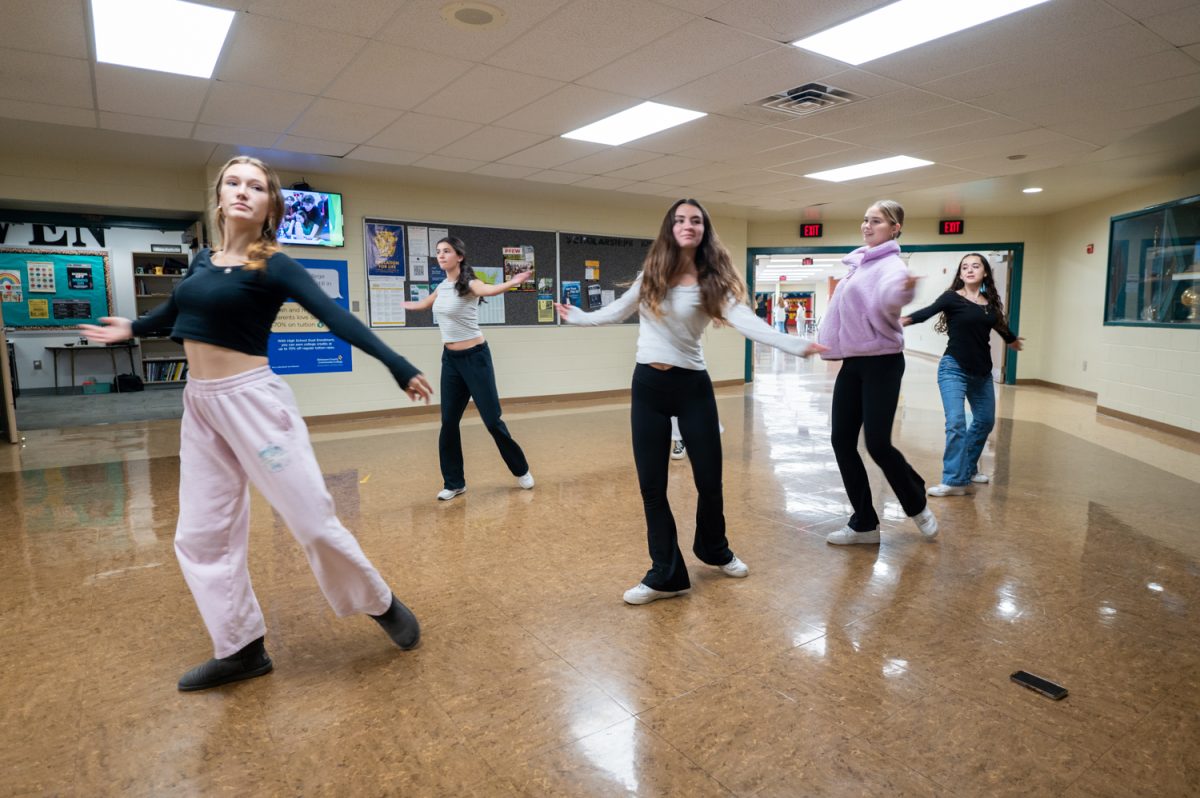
[564,276,815,370]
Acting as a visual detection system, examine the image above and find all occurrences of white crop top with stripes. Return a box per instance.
[432,279,483,343]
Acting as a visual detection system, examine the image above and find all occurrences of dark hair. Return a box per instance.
[437,236,477,297]
[639,198,748,320]
[935,252,1006,333]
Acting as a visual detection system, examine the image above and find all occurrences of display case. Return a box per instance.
[1105,194,1200,326]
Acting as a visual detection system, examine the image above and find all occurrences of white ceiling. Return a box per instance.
[2,0,1200,220]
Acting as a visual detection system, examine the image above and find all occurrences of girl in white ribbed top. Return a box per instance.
[402,236,533,501]
[556,199,826,605]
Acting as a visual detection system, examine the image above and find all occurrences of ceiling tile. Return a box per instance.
[619,181,686,196]
[671,123,808,161]
[523,169,590,184]
[657,162,745,186]
[577,18,777,97]
[288,98,401,142]
[706,0,882,41]
[277,135,356,157]
[723,136,856,169]
[194,123,278,148]
[626,115,765,155]
[557,147,661,175]
[574,175,637,190]
[654,46,845,116]
[655,0,725,13]
[0,49,92,108]
[376,0,570,62]
[413,154,488,173]
[1105,0,1197,19]
[96,65,211,122]
[324,43,474,111]
[492,84,640,136]
[603,155,709,181]
[99,112,192,139]
[689,170,798,193]
[344,146,424,166]
[773,89,955,137]
[487,0,692,81]
[472,163,542,179]
[216,13,365,94]
[0,98,94,128]
[1143,5,1200,47]
[767,145,890,176]
[497,137,606,168]
[199,82,312,132]
[414,65,564,124]
[0,0,87,58]
[367,112,480,153]
[831,104,997,148]
[246,0,402,38]
[436,127,550,161]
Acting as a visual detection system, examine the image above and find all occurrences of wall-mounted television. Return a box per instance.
[278,188,344,247]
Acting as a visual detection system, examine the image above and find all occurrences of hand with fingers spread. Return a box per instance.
[79,317,134,344]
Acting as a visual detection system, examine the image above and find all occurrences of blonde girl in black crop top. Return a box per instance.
[80,156,430,692]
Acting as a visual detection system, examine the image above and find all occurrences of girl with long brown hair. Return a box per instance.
[902,253,1024,495]
[556,199,825,605]
[82,156,432,691]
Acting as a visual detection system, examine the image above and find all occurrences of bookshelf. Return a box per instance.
[132,253,188,385]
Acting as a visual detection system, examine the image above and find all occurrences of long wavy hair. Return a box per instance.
[935,252,1006,334]
[211,156,285,271]
[639,199,747,320]
[437,236,478,297]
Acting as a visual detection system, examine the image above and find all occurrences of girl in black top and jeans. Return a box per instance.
[902,253,1024,496]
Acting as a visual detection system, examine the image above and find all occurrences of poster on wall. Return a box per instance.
[365,220,405,278]
[475,267,506,324]
[561,280,581,308]
[0,249,111,328]
[502,245,536,290]
[268,259,353,374]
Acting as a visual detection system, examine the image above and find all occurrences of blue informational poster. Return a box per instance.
[561,280,582,308]
[268,259,352,375]
[365,222,405,278]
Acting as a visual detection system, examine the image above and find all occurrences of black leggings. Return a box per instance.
[630,364,732,591]
[439,342,529,490]
[830,354,927,531]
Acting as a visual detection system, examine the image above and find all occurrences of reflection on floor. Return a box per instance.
[4,348,1198,796]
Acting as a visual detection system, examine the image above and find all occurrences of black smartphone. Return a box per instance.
[1011,670,1068,700]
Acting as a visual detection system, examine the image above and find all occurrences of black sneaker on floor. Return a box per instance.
[178,640,273,692]
[371,594,421,650]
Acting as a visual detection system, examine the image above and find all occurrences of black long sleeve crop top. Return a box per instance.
[906,291,1016,376]
[131,249,419,387]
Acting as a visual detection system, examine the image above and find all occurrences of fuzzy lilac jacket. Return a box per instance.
[818,240,915,360]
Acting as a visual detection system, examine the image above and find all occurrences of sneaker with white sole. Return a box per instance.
[826,526,880,545]
[623,583,689,605]
[912,506,939,538]
[436,486,466,501]
[971,473,990,484]
[671,441,686,460]
[927,483,969,497]
[517,472,535,490]
[719,555,749,578]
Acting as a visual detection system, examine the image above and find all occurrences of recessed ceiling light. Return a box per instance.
[92,0,234,79]
[805,155,934,183]
[792,0,1053,65]
[1023,187,1044,193]
[562,102,706,146]
[440,2,507,30]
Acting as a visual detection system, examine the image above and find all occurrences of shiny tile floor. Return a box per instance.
[3,348,1199,797]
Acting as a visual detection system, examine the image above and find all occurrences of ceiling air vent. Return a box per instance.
[756,83,862,117]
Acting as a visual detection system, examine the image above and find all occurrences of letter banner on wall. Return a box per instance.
[268,259,352,375]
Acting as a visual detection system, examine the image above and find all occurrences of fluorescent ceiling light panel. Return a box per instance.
[92,0,235,78]
[792,0,1053,65]
[1023,187,1044,193]
[562,102,706,146]
[805,155,933,182]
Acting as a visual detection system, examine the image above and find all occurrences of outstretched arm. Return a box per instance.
[400,289,438,312]
[472,271,531,297]
[557,279,641,326]
[722,301,827,357]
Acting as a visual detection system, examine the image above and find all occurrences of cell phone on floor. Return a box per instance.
[1011,670,1068,700]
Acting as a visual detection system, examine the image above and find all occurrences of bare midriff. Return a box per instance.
[183,340,269,380]
[445,334,485,351]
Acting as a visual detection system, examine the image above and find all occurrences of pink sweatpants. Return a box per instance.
[176,366,391,658]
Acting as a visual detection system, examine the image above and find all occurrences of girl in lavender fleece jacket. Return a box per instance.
[818,200,938,545]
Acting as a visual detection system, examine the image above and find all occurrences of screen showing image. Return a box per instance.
[278,189,344,247]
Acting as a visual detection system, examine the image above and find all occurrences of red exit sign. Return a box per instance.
[799,222,824,238]
[939,219,965,235]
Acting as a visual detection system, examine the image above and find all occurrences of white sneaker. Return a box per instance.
[623,583,689,605]
[912,507,938,538]
[517,472,535,490]
[671,440,686,460]
[719,555,749,578]
[826,526,880,545]
[436,486,466,501]
[971,473,990,484]
[927,483,968,497]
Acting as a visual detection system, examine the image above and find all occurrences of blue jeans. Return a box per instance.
[937,355,995,486]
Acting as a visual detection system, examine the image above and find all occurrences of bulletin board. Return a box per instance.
[363,218,558,328]
[558,232,651,324]
[0,248,112,329]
